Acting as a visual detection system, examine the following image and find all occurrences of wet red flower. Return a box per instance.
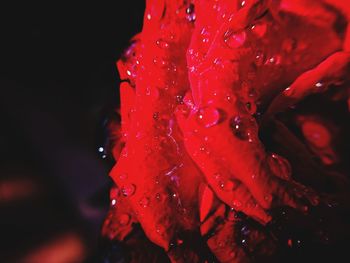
[102,1,350,262]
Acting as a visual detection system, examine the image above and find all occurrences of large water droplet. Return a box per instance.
[224,29,246,48]
[121,184,136,197]
[197,106,221,128]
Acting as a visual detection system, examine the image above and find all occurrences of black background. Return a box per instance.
[0,2,145,262]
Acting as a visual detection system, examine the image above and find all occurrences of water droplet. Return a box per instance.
[251,23,267,38]
[229,251,236,258]
[283,86,294,96]
[267,55,282,65]
[119,213,131,225]
[139,197,150,208]
[156,39,169,49]
[229,116,252,141]
[221,180,237,191]
[197,106,221,128]
[153,112,159,120]
[121,184,136,197]
[254,51,265,66]
[315,82,323,88]
[224,29,246,48]
[186,4,196,22]
[268,153,292,180]
[232,199,242,207]
[241,225,250,235]
[176,94,183,104]
[264,194,272,204]
[147,13,152,20]
[111,199,117,206]
[177,239,184,245]
[119,173,128,180]
[156,225,165,236]
[155,193,162,201]
[98,146,104,153]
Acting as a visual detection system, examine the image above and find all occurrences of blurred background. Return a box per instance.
[0,2,144,262]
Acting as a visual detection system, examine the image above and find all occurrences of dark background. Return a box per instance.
[0,2,144,262]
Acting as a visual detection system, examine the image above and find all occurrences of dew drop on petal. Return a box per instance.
[229,116,250,140]
[186,3,196,22]
[254,51,265,66]
[197,106,221,128]
[315,82,323,88]
[139,197,150,208]
[251,23,267,38]
[283,86,294,96]
[267,55,282,65]
[153,112,159,120]
[156,225,165,236]
[232,199,242,208]
[119,173,128,180]
[268,153,292,180]
[224,29,246,48]
[222,180,236,192]
[156,39,169,49]
[121,184,136,197]
[155,193,162,201]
